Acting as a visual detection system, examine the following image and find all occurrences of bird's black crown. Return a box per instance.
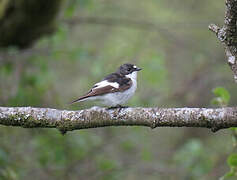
[117,63,142,75]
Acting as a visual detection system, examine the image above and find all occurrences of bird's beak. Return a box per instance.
[135,67,142,71]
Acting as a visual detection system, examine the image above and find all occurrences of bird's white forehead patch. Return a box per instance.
[133,65,137,68]
[94,80,119,89]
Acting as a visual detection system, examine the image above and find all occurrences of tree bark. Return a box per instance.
[0,0,63,48]
[0,106,237,134]
[209,0,237,83]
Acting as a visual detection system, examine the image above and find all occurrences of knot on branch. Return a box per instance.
[228,56,236,65]
[209,24,220,34]
[218,28,227,42]
[209,24,228,43]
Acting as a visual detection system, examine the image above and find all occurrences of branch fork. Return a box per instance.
[209,0,237,82]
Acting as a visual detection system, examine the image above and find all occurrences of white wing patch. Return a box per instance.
[94,80,119,89]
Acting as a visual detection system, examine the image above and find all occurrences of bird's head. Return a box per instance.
[117,63,142,75]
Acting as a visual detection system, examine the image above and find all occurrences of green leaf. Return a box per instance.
[220,170,235,180]
[227,153,237,167]
[212,87,230,105]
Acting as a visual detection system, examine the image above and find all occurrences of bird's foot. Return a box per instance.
[106,105,129,112]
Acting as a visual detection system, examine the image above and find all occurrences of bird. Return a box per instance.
[70,63,142,108]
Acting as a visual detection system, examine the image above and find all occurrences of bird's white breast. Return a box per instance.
[125,71,137,95]
[125,71,137,83]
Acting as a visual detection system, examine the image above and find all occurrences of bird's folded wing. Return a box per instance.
[69,85,118,104]
[70,77,132,104]
[89,85,119,96]
[88,79,132,96]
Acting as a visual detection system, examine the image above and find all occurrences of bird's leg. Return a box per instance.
[117,105,129,109]
[106,105,129,111]
[106,106,117,110]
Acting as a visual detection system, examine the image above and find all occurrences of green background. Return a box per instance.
[0,0,237,179]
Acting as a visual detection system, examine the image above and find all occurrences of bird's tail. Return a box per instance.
[69,95,90,104]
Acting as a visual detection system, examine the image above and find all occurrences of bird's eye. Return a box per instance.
[127,68,131,71]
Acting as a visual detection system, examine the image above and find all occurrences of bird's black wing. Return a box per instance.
[70,73,132,104]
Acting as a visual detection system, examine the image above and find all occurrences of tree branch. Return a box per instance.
[209,0,237,83]
[0,107,237,134]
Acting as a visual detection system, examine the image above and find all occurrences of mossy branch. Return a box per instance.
[0,107,237,134]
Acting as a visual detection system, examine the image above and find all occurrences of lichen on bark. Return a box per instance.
[209,0,237,83]
[1,106,237,134]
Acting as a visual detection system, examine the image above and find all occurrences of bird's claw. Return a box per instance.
[106,105,129,112]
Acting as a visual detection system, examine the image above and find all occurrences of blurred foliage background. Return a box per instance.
[0,0,237,179]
